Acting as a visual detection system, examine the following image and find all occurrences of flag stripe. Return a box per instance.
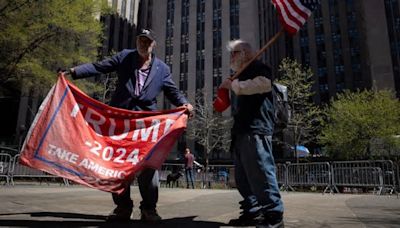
[272,0,300,33]
[282,0,304,26]
[272,0,317,36]
[292,0,312,18]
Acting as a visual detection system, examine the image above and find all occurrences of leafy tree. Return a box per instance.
[0,0,110,95]
[276,58,322,159]
[186,91,232,168]
[319,90,400,160]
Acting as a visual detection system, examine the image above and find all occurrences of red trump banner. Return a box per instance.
[20,76,188,193]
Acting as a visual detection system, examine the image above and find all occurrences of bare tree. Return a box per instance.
[277,58,322,161]
[186,90,232,169]
[100,72,117,104]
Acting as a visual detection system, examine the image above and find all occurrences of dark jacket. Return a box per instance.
[184,153,194,169]
[231,60,275,136]
[73,49,187,111]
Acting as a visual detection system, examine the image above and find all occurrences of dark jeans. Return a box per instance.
[112,168,159,210]
[185,168,194,188]
[233,133,284,215]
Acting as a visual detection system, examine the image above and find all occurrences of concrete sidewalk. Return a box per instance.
[0,185,399,227]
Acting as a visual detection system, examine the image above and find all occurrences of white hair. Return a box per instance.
[226,39,254,55]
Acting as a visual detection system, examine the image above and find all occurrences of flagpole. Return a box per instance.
[229,27,285,80]
[212,27,285,112]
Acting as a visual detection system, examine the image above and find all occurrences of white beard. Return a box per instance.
[230,58,243,72]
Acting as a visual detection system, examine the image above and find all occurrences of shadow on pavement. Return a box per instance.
[356,217,400,227]
[0,212,227,227]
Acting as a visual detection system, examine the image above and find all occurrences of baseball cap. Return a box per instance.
[137,28,156,41]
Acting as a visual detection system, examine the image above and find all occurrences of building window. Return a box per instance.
[147,0,153,28]
[179,0,190,94]
[230,0,239,39]
[384,0,400,97]
[164,0,175,109]
[196,0,205,92]
[213,0,222,99]
[121,0,127,18]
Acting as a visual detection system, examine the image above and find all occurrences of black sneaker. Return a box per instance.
[256,219,284,228]
[228,211,264,226]
[141,209,162,222]
[106,206,132,221]
[256,212,284,228]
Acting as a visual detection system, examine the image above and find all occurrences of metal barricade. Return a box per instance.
[277,163,294,192]
[207,164,234,189]
[186,164,206,187]
[0,153,12,185]
[159,163,234,189]
[396,162,400,193]
[331,161,387,194]
[4,154,399,195]
[275,163,286,186]
[368,160,397,194]
[10,154,69,186]
[0,146,18,156]
[286,162,332,193]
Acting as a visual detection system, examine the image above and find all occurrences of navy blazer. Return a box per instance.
[73,49,187,111]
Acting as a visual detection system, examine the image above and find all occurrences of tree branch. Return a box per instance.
[0,0,32,17]
[1,31,56,85]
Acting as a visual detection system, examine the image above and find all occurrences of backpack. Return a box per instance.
[272,83,290,132]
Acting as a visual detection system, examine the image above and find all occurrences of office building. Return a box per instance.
[261,0,399,103]
[138,0,400,159]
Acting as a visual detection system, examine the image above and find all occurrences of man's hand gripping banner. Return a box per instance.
[19,76,188,193]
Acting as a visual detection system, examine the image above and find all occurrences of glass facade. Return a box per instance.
[384,0,400,97]
[329,0,344,93]
[294,0,363,103]
[196,0,205,94]
[230,0,239,40]
[164,0,175,109]
[179,0,190,95]
[258,0,281,66]
[346,0,362,90]
[147,0,153,28]
[212,0,222,99]
[313,7,329,103]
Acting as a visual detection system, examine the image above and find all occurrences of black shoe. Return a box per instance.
[228,211,264,226]
[256,212,284,228]
[256,219,284,228]
[106,206,132,221]
[141,209,162,222]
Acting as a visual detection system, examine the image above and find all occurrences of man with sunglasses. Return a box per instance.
[219,40,284,228]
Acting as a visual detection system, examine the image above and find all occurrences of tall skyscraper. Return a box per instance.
[139,0,400,159]
[144,0,264,159]
[142,0,399,106]
[100,0,140,55]
[383,0,400,98]
[147,0,263,108]
[263,0,399,103]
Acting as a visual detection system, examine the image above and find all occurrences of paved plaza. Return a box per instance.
[0,185,399,227]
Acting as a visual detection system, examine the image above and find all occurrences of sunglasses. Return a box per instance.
[230,50,241,57]
[137,37,153,45]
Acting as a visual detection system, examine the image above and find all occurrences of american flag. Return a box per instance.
[272,0,320,36]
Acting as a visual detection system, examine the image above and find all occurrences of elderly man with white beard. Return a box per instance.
[219,40,284,228]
